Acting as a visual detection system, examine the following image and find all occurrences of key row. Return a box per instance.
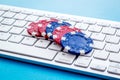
[1,9,120,29]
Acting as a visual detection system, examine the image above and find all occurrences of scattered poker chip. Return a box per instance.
[27,22,41,37]
[53,26,81,44]
[46,21,71,39]
[61,31,93,55]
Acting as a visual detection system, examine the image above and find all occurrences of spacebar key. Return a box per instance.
[0,41,57,60]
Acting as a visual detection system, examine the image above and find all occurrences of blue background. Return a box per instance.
[0,0,120,80]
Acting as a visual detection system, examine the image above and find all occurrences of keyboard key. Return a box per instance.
[35,39,51,48]
[102,27,116,35]
[32,11,45,16]
[90,59,107,71]
[83,19,96,25]
[13,20,27,27]
[93,50,109,60]
[0,41,57,60]
[88,25,102,32]
[75,23,88,30]
[25,15,39,21]
[9,7,21,13]
[69,17,82,22]
[105,44,120,53]
[55,52,76,64]
[14,13,27,20]
[109,54,120,63]
[116,30,120,37]
[105,35,120,44]
[97,21,110,27]
[80,23,89,30]
[21,9,33,14]
[2,11,16,18]
[0,32,11,41]
[21,29,31,36]
[108,66,120,75]
[9,27,23,34]
[0,17,4,22]
[21,37,37,46]
[48,42,62,51]
[111,23,120,29]
[1,18,15,25]
[74,56,91,68]
[91,33,105,41]
[109,62,120,69]
[109,62,120,75]
[8,35,24,43]
[0,10,4,16]
[0,25,12,32]
[93,41,105,50]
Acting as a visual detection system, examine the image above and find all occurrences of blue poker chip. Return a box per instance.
[46,21,71,39]
[61,31,93,55]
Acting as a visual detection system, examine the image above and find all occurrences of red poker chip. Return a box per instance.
[38,18,58,38]
[53,26,81,44]
[27,22,41,37]
[27,18,58,38]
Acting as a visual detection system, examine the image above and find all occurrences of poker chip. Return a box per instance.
[27,22,41,37]
[46,21,71,39]
[37,20,51,37]
[61,31,93,55]
[53,26,81,44]
[38,18,58,38]
[27,18,58,38]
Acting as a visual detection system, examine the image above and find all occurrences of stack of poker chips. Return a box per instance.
[27,18,93,55]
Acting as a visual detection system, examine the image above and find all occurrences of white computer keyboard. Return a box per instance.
[0,4,120,79]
